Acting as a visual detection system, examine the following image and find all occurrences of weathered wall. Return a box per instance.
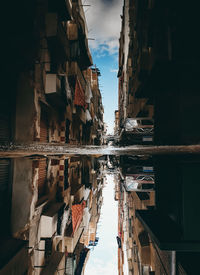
[11,158,34,237]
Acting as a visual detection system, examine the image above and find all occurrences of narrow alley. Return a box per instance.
[0,0,200,275]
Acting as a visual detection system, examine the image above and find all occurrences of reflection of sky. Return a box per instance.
[84,175,118,275]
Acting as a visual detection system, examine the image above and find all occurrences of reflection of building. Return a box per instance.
[114,175,125,275]
[117,157,155,274]
[114,110,119,136]
[84,67,105,145]
[0,155,104,274]
[136,155,200,274]
[118,154,200,274]
[117,0,200,274]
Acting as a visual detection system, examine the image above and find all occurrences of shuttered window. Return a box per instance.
[38,160,47,199]
[0,159,10,235]
[0,113,10,143]
[64,159,69,190]
[40,109,48,142]
[0,160,10,192]
[65,119,70,143]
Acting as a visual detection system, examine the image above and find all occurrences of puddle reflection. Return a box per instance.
[1,154,200,274]
[0,156,105,274]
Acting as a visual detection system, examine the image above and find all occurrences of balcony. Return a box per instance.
[69,4,92,70]
[40,203,64,238]
[68,62,87,92]
[137,231,151,265]
[67,21,78,40]
[64,220,84,253]
[45,73,70,108]
[45,13,70,62]
[33,240,45,275]
[40,251,65,275]
[48,0,72,21]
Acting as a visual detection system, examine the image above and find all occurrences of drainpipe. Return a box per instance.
[171,251,176,275]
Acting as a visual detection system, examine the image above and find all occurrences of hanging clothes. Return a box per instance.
[74,79,87,109]
[65,76,72,101]
[90,103,95,119]
[85,109,92,122]
[72,200,86,234]
[85,82,93,104]
[116,236,122,248]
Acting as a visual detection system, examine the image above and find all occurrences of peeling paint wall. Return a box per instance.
[12,159,34,238]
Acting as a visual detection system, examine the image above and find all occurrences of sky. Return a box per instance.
[83,1,123,274]
[84,175,118,275]
[84,0,123,134]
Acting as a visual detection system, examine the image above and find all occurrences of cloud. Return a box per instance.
[110,69,118,73]
[84,0,123,55]
[85,258,118,275]
[84,175,118,275]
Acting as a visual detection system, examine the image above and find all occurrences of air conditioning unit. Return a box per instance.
[40,203,64,238]
[40,212,58,238]
[67,21,78,40]
[45,73,61,94]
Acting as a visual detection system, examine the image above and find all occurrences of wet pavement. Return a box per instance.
[1,143,200,158]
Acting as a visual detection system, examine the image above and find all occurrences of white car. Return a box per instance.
[124,173,154,192]
[120,117,154,145]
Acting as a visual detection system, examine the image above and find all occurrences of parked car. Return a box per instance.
[119,117,154,145]
[123,173,154,192]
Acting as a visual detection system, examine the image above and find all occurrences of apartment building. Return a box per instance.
[0,0,105,274]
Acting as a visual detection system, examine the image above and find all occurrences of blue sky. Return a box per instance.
[92,52,118,134]
[83,1,123,274]
[84,0,122,134]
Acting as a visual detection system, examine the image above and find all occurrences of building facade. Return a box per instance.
[117,1,200,274]
[0,0,105,274]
